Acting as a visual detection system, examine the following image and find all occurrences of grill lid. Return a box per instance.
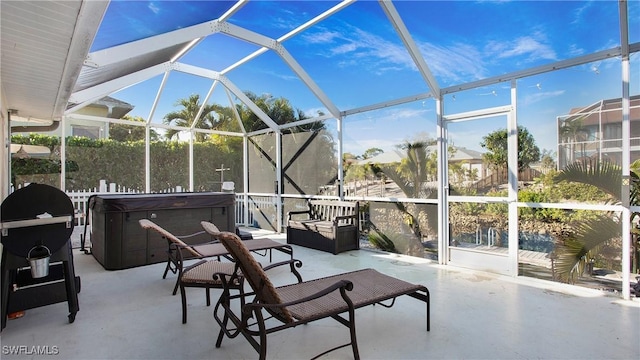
[1,183,74,257]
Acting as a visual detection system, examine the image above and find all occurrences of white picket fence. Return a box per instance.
[72,185,271,229]
[12,181,282,230]
[13,180,202,227]
[68,192,260,228]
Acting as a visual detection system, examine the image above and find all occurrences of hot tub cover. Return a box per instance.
[89,192,235,213]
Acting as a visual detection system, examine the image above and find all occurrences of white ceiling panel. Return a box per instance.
[1,0,107,121]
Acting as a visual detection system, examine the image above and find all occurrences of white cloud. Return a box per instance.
[301,23,557,85]
[302,30,342,44]
[332,42,358,55]
[448,129,486,153]
[571,1,593,25]
[521,90,565,106]
[303,25,415,70]
[148,2,160,15]
[419,42,487,83]
[567,44,585,57]
[272,9,307,30]
[391,107,432,121]
[303,24,487,84]
[260,69,299,82]
[486,32,557,62]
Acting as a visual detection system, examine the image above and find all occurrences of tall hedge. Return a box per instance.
[11,135,243,192]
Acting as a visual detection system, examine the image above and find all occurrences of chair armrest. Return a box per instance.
[169,242,205,261]
[263,259,304,282]
[245,279,353,313]
[182,259,208,272]
[262,259,303,272]
[332,213,358,226]
[176,230,224,245]
[174,230,206,239]
[287,210,311,221]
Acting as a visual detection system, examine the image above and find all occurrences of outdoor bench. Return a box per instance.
[286,200,359,254]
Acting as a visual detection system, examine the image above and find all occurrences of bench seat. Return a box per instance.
[286,200,359,254]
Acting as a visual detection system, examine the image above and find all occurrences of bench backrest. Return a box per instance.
[308,200,359,225]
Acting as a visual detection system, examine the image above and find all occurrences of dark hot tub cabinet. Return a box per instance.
[90,192,235,270]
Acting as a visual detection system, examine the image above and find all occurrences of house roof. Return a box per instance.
[565,95,640,126]
[68,96,135,119]
[358,146,483,165]
[358,150,405,165]
[449,147,484,162]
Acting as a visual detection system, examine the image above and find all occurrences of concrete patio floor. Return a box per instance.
[1,229,639,360]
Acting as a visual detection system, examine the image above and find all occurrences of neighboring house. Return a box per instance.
[358,149,406,165]
[558,95,640,168]
[11,96,134,140]
[65,96,134,139]
[446,146,486,181]
[358,145,487,182]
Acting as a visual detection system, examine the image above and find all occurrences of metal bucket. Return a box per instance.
[27,245,51,278]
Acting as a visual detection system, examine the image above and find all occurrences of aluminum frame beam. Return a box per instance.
[379,0,440,98]
[54,0,110,119]
[618,0,631,300]
[219,22,341,119]
[220,0,354,74]
[85,21,225,69]
[273,44,341,119]
[441,45,639,95]
[190,80,219,130]
[67,62,173,112]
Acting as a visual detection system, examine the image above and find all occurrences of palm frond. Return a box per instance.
[379,164,414,196]
[554,159,622,200]
[552,215,620,283]
[368,230,398,253]
[630,159,640,207]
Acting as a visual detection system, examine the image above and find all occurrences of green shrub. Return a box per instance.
[518,188,566,222]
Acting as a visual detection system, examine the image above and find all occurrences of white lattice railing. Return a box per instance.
[12,180,190,227]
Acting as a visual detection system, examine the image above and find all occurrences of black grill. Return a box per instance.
[1,183,80,331]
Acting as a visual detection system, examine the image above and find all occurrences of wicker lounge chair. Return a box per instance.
[201,221,430,360]
[178,259,243,324]
[137,219,242,323]
[138,219,295,295]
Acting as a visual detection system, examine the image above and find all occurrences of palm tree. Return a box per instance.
[110,115,159,142]
[208,104,238,132]
[376,141,438,255]
[552,159,639,282]
[235,92,322,133]
[559,116,590,164]
[163,94,217,141]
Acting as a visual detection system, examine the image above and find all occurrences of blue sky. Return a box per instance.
[91,0,639,156]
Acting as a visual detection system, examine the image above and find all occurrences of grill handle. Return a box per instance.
[0,215,73,236]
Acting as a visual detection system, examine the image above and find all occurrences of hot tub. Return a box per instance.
[89,192,235,270]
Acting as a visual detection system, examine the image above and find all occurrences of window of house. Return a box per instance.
[72,125,102,139]
[603,123,622,140]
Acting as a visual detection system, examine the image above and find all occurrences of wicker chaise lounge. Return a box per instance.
[201,221,430,360]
